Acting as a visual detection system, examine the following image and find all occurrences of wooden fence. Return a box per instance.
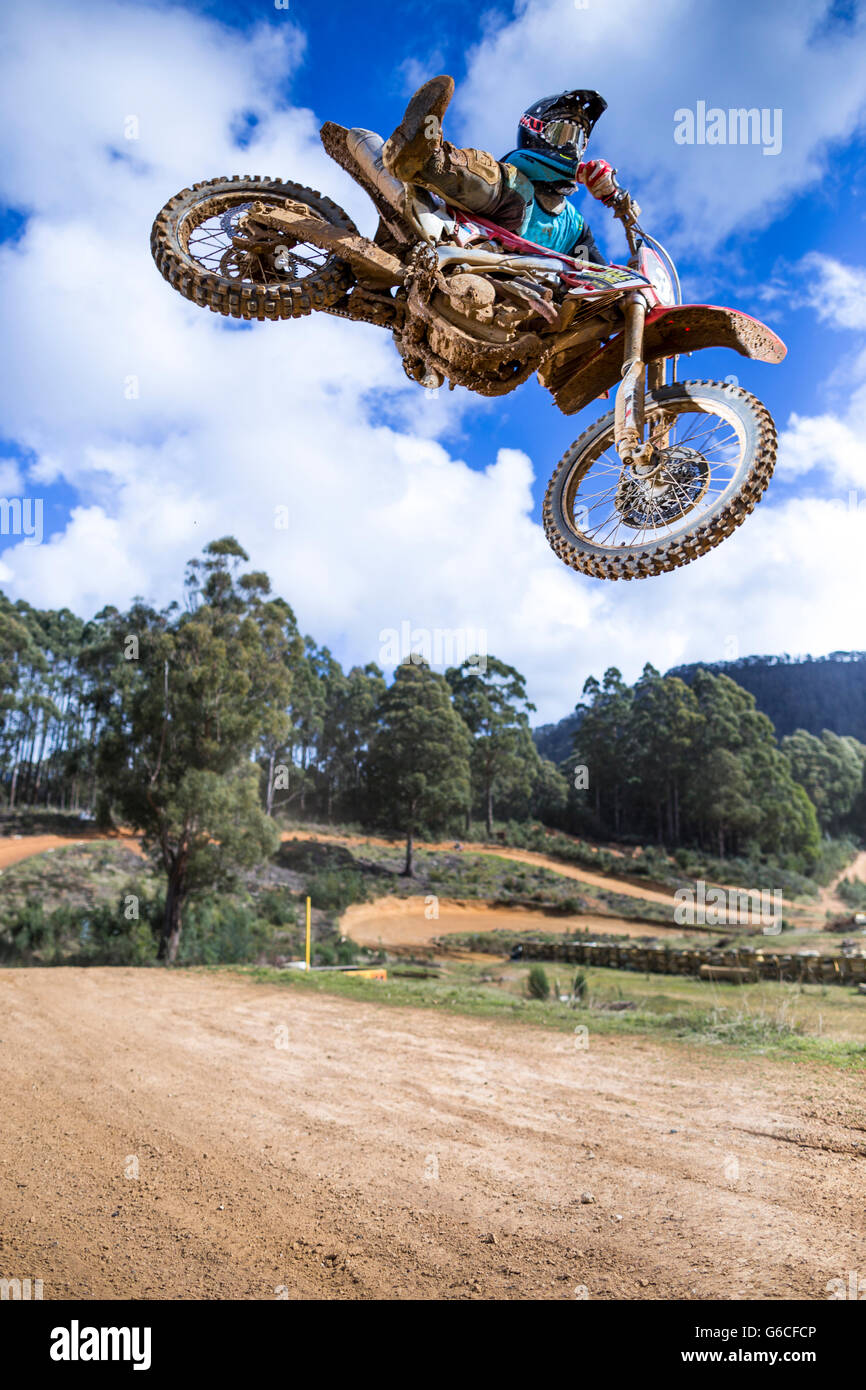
[447,936,866,986]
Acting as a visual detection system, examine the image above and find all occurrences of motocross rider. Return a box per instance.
[381,75,620,264]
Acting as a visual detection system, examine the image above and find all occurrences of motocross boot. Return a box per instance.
[383,75,508,220]
[416,141,505,217]
[382,75,455,182]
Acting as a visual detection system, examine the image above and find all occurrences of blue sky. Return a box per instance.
[1,0,865,721]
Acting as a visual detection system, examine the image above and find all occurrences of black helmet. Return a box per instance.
[516,89,607,184]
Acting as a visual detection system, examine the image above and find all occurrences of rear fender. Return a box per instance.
[544,303,786,416]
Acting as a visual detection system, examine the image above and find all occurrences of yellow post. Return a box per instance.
[305,896,311,972]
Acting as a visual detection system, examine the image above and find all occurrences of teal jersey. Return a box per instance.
[499,149,586,254]
[521,196,585,253]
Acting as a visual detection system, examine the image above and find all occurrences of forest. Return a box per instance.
[667,651,866,741]
[2,537,864,959]
[536,651,866,761]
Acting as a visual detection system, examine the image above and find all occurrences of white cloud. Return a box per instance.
[798,252,866,331]
[0,460,25,495]
[453,0,866,251]
[779,409,866,490]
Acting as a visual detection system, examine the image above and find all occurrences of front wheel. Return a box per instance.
[543,380,777,580]
[150,176,356,320]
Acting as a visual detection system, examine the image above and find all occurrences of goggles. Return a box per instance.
[542,120,588,157]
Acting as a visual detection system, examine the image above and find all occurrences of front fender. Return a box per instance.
[543,304,786,416]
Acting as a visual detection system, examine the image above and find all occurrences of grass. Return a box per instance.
[279,834,674,924]
[226,955,866,1072]
[0,840,153,917]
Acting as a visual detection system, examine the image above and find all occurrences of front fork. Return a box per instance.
[614,295,670,469]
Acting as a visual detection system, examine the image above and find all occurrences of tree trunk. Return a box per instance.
[159,862,186,963]
[32,717,48,800]
[402,825,414,878]
[486,784,493,839]
[266,751,275,817]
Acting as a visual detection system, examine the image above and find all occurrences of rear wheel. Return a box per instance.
[543,380,776,579]
[150,176,356,320]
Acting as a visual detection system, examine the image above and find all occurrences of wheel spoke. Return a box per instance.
[184,199,331,285]
[566,399,755,548]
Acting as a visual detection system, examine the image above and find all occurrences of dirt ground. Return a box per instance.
[343,896,690,947]
[0,829,141,871]
[1,967,863,1301]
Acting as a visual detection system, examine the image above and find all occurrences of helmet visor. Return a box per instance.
[542,119,587,157]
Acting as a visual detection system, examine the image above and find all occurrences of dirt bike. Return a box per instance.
[150,120,786,580]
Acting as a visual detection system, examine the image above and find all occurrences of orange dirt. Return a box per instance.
[343,896,688,947]
[0,967,862,1301]
[0,829,141,871]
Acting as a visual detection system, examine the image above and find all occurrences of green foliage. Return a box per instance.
[174,897,275,965]
[254,888,298,927]
[366,660,472,874]
[808,836,860,887]
[837,877,866,910]
[311,938,358,967]
[666,651,866,743]
[529,757,570,826]
[446,655,540,834]
[87,539,289,959]
[527,964,550,999]
[306,867,367,913]
[782,728,866,834]
[566,664,822,867]
[262,643,385,822]
[0,894,161,965]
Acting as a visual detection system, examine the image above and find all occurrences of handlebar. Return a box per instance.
[605,174,642,255]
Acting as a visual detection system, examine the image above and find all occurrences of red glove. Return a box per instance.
[578,159,618,205]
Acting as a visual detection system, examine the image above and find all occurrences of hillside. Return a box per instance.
[533,710,581,764]
[667,652,866,740]
[534,651,866,757]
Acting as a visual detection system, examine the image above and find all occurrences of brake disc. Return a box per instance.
[615,445,710,528]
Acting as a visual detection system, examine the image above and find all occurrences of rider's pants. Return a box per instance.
[411,141,530,232]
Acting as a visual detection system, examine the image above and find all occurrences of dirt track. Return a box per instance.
[1,968,863,1301]
[343,896,687,947]
[302,831,680,905]
[0,830,141,871]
